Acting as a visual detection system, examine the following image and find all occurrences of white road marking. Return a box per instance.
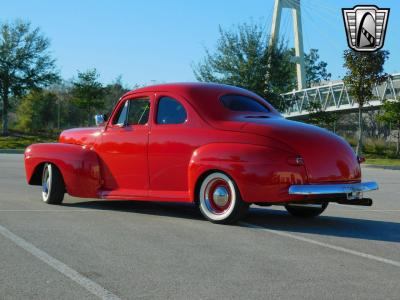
[332,209,400,212]
[241,222,400,268]
[0,223,120,300]
[0,209,90,212]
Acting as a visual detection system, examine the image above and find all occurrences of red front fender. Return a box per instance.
[24,143,101,198]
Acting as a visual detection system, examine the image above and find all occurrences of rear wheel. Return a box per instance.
[285,203,328,218]
[42,163,65,204]
[198,172,248,224]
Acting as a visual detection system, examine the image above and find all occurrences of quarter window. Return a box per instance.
[220,94,270,112]
[156,97,187,124]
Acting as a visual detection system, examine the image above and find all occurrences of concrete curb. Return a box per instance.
[0,149,25,154]
[363,164,400,171]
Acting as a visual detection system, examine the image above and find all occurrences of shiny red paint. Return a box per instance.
[24,83,362,204]
[25,143,100,198]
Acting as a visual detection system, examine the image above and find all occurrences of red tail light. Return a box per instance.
[287,156,304,166]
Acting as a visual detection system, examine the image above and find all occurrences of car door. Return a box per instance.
[97,94,152,198]
[148,93,199,201]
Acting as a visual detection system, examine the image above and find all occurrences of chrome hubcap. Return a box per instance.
[203,178,232,214]
[213,186,229,207]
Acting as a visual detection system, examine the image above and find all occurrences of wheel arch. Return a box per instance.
[29,161,65,186]
[29,162,46,185]
[24,143,101,198]
[188,143,272,204]
[188,142,309,204]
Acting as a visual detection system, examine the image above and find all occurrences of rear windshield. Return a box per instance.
[220,94,270,113]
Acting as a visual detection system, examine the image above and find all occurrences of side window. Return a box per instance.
[156,97,187,125]
[113,101,129,125]
[127,98,150,125]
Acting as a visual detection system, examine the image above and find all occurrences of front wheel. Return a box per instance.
[198,172,248,224]
[285,203,328,218]
[42,163,65,204]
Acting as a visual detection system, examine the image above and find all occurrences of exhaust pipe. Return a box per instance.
[337,198,373,206]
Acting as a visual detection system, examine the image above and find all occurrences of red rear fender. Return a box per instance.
[188,143,308,203]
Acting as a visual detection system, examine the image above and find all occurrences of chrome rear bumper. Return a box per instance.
[289,181,379,195]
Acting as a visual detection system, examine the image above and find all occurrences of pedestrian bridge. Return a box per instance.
[282,73,400,118]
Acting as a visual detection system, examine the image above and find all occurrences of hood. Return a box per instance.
[59,127,102,147]
[217,116,361,183]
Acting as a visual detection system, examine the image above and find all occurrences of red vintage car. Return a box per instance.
[24,83,378,223]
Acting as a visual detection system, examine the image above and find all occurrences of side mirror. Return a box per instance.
[94,114,107,126]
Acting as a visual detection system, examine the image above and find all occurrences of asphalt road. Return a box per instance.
[0,154,399,300]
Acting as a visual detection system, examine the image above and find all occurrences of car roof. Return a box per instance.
[122,82,280,121]
[126,82,253,97]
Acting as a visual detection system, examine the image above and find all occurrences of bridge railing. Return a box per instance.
[282,73,400,118]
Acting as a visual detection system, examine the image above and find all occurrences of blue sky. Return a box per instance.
[1,0,398,87]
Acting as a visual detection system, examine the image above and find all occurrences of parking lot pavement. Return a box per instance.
[0,154,399,299]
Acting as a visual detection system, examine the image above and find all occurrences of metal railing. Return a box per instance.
[282,73,400,118]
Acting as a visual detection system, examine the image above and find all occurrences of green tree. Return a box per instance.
[102,76,130,113]
[343,50,389,155]
[304,100,339,131]
[193,23,330,110]
[377,99,400,156]
[305,49,331,87]
[193,23,295,109]
[49,81,86,129]
[71,69,105,126]
[15,90,58,133]
[0,20,59,135]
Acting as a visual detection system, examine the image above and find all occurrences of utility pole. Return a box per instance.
[269,0,306,90]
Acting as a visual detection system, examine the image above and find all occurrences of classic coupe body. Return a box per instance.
[24,83,378,223]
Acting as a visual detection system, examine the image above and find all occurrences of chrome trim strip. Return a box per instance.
[289,181,379,195]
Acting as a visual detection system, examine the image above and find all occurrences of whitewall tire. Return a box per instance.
[198,172,248,224]
[42,163,65,204]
